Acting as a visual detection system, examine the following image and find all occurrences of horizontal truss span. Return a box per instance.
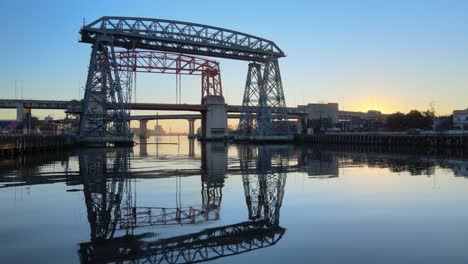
[116,50,220,75]
[81,16,285,61]
[116,50,223,98]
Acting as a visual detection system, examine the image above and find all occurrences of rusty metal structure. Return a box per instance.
[115,50,222,101]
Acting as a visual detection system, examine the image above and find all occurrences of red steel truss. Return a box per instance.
[116,50,222,100]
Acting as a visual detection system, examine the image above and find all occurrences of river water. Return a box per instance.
[1,136,468,263]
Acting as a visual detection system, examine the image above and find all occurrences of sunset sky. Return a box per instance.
[1,0,467,132]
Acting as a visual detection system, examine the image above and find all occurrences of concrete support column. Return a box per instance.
[201,96,228,141]
[188,119,196,139]
[23,108,32,135]
[139,137,148,156]
[139,120,148,138]
[188,139,195,157]
[16,104,24,121]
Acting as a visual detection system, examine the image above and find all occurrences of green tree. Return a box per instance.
[386,112,406,130]
[406,110,431,129]
[435,115,453,131]
[386,110,434,131]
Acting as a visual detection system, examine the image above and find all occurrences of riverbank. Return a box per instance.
[0,134,75,158]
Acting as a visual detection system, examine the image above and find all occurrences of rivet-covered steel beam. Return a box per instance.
[81,16,285,61]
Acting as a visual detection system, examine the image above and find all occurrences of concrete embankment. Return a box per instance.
[295,134,468,148]
[0,134,75,158]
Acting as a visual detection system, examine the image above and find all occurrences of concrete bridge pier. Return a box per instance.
[139,137,148,156]
[139,120,148,138]
[16,104,32,135]
[188,118,196,139]
[189,139,195,157]
[16,103,24,121]
[201,96,228,141]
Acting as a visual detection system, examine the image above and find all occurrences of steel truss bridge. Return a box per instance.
[77,144,290,263]
[78,16,289,144]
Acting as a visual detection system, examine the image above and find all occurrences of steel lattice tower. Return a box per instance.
[238,58,289,137]
[78,36,131,144]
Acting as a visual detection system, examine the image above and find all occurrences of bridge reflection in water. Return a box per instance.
[2,143,468,262]
[78,143,289,264]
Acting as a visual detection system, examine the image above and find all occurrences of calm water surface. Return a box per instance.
[1,136,468,263]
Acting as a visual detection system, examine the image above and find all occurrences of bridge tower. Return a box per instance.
[78,36,132,145]
[238,58,289,139]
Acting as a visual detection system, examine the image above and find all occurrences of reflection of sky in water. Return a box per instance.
[1,138,468,263]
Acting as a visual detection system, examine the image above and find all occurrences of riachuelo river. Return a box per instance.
[1,136,468,263]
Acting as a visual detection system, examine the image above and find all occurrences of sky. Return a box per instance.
[1,0,467,131]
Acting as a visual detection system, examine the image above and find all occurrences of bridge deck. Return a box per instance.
[0,99,304,115]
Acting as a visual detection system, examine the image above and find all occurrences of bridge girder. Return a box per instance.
[116,50,223,99]
[81,16,285,62]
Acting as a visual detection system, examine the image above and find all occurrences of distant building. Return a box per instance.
[366,110,382,119]
[453,109,468,130]
[298,103,338,134]
[300,103,339,124]
[44,115,53,122]
[298,103,386,133]
[337,110,386,132]
[154,124,166,135]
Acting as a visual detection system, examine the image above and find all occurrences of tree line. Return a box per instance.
[386,110,435,130]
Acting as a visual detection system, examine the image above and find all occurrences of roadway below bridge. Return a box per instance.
[0,99,304,115]
[0,99,304,139]
[0,99,208,112]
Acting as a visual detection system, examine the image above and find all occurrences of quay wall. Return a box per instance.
[0,134,75,158]
[296,134,468,148]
